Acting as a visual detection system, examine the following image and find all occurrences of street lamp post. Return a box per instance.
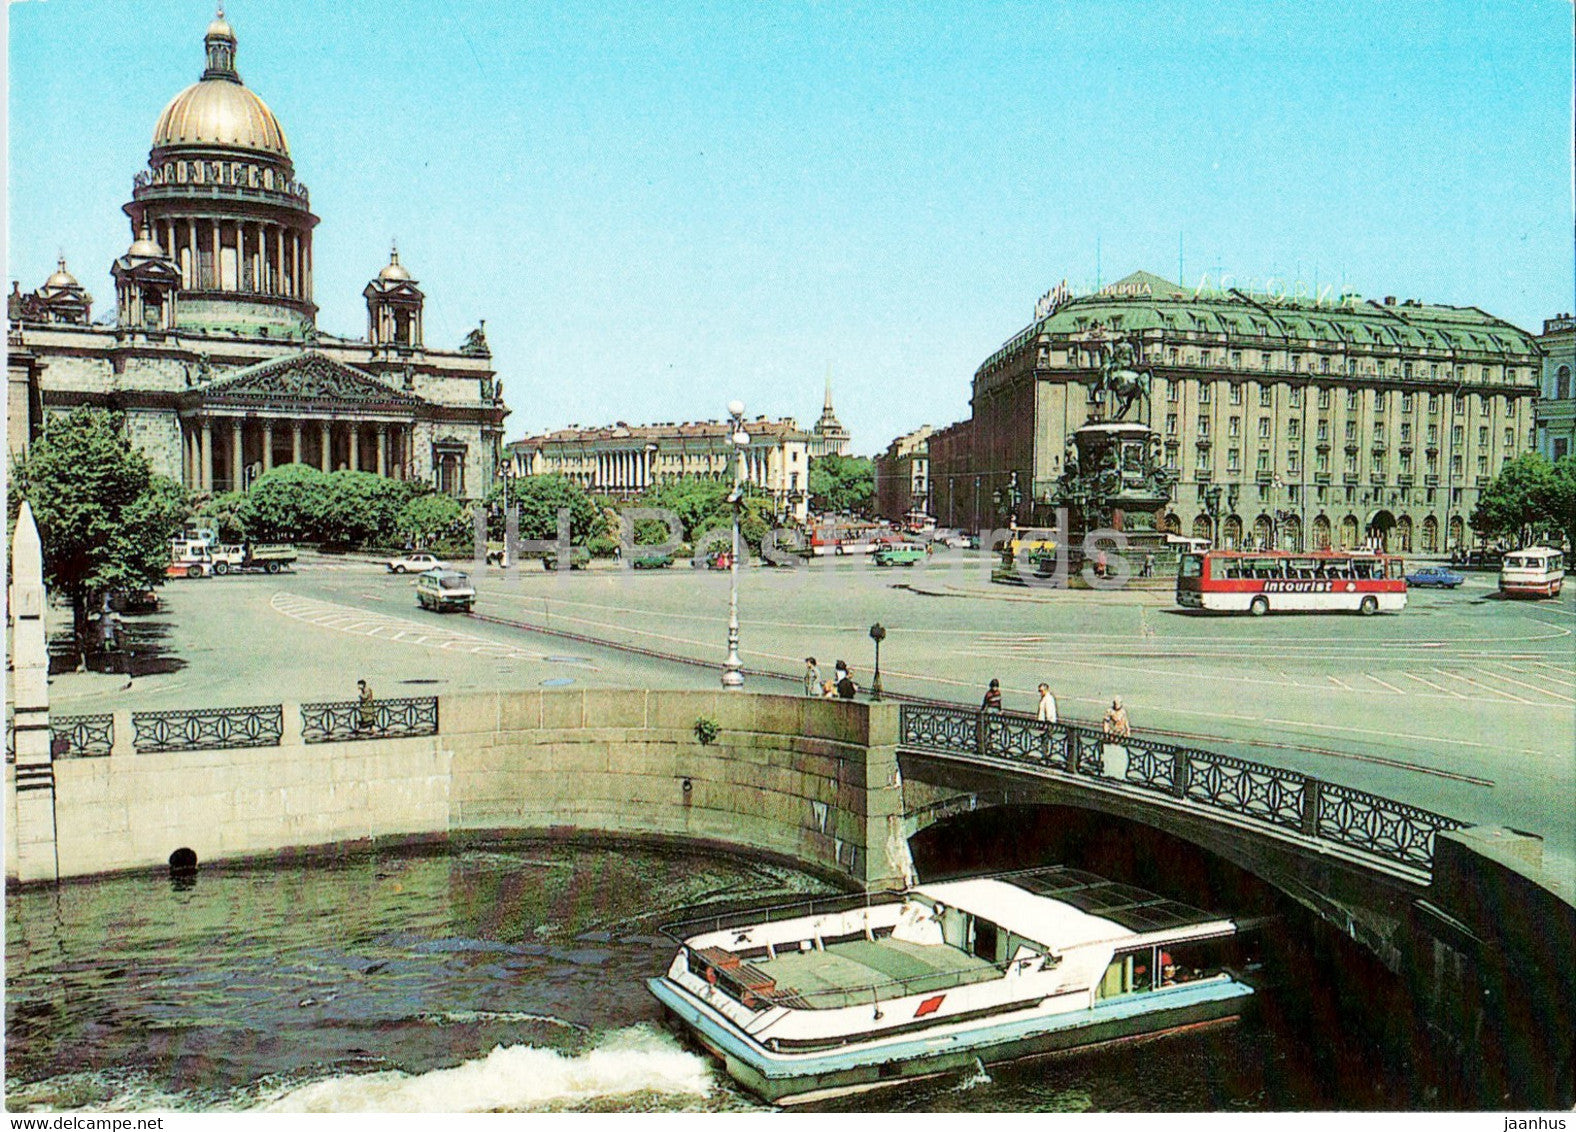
[721,400,749,690]
[869,622,886,701]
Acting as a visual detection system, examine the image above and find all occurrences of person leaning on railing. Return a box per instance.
[1102,697,1131,739]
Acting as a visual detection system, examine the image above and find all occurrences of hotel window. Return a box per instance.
[1258,417,1271,439]
[1400,422,1411,443]
[1346,358,1357,375]
[1199,383,1212,404]
[1477,454,1488,475]
[1165,413,1178,435]
[1197,448,1212,469]
[1451,454,1463,475]
[1256,450,1270,471]
[1198,349,1211,366]
[1316,452,1329,473]
[1229,416,1241,438]
[1427,423,1438,445]
[1428,393,1439,413]
[1231,351,1243,369]
[1259,385,1273,407]
[1292,354,1303,371]
[1430,364,1439,379]
[1198,416,1210,437]
[1166,379,1179,402]
[1478,426,1489,445]
[1317,386,1331,410]
[1168,347,1179,365]
[1400,452,1412,473]
[1504,427,1513,447]
[1320,357,1331,374]
[1452,424,1464,445]
[1288,451,1301,473]
[1427,452,1438,474]
[1345,452,1358,473]
[1316,420,1328,442]
[1261,352,1272,368]
[1454,394,1465,411]
[1401,393,1414,413]
[1228,449,1240,471]
[1374,419,1384,436]
[1345,421,1357,441]
[1346,389,1359,410]
[1289,386,1302,408]
[1404,362,1414,379]
[1230,384,1243,405]
[1288,418,1300,439]
[1507,399,1516,417]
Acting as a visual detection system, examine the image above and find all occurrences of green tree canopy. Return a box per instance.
[239,463,331,540]
[397,492,466,545]
[639,476,732,539]
[1470,453,1557,546]
[808,454,875,516]
[13,408,190,632]
[1547,454,1576,552]
[507,474,605,544]
[196,490,249,542]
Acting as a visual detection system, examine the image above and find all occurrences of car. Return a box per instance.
[542,548,592,571]
[873,544,927,567]
[632,551,674,569]
[1406,566,1465,589]
[388,552,444,574]
[415,568,475,613]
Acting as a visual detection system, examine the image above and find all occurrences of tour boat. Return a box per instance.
[648,866,1256,1106]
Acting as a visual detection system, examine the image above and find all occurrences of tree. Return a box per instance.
[197,490,249,542]
[319,471,419,545]
[239,464,331,541]
[509,474,605,544]
[1542,454,1576,551]
[640,476,732,539]
[12,408,190,639]
[397,492,465,545]
[1471,453,1556,546]
[809,454,875,516]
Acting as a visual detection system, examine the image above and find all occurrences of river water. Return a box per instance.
[4,839,1442,1113]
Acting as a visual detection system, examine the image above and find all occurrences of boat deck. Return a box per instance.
[752,938,999,1008]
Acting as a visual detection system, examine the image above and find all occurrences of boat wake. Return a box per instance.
[952,1057,993,1092]
[257,1025,716,1113]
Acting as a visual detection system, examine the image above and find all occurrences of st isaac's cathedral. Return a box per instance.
[7,11,508,499]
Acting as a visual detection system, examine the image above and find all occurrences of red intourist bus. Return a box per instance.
[1176,549,1408,616]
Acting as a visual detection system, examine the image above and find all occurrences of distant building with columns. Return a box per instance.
[6,12,506,500]
[507,418,811,523]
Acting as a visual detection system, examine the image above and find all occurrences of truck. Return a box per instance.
[211,543,298,575]
[168,538,213,578]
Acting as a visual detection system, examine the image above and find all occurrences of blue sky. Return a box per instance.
[7,0,1572,453]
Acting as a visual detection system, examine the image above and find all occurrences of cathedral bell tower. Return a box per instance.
[364,246,425,351]
[112,222,182,334]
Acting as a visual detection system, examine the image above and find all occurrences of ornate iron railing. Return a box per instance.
[51,713,115,758]
[132,705,283,753]
[300,696,438,744]
[898,702,1464,872]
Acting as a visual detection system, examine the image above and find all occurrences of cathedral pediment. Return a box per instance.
[191,351,428,409]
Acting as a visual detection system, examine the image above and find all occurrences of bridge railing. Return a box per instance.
[50,713,115,758]
[300,697,439,743]
[898,703,1465,872]
[132,705,284,753]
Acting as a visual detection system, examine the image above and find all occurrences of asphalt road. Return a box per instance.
[41,549,1576,885]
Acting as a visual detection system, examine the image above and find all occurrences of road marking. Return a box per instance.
[1260,717,1506,764]
[1327,675,1354,691]
[1430,667,1533,704]
[1532,662,1576,686]
[1473,668,1576,704]
[1398,671,1467,698]
[1363,673,1408,695]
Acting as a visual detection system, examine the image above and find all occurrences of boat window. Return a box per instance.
[972,918,1001,963]
[1097,948,1154,999]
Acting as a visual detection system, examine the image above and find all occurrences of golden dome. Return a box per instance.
[378,247,412,282]
[44,257,79,291]
[127,223,164,259]
[153,78,289,158]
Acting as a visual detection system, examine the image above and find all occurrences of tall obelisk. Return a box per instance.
[8,502,58,883]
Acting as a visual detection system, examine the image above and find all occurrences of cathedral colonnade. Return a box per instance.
[179,415,413,494]
[149,214,312,299]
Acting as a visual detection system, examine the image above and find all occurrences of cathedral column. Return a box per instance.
[377,427,388,476]
[292,232,302,300]
[262,423,274,472]
[277,227,286,297]
[349,425,360,472]
[187,220,199,290]
[212,219,222,290]
[292,422,302,465]
[200,419,213,493]
[320,421,331,472]
[230,418,244,491]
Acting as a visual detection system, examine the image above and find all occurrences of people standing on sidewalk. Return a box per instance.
[803,657,821,697]
[1036,683,1058,723]
[981,678,1003,712]
[356,679,376,733]
[836,668,857,700]
[1103,696,1131,739]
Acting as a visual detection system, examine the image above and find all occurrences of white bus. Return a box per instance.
[1499,547,1565,598]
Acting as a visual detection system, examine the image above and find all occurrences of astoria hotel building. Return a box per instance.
[930,271,1542,554]
[7,14,506,499]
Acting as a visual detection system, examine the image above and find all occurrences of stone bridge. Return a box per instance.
[5,690,1572,1106]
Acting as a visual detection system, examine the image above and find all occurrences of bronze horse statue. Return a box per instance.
[1095,340,1152,421]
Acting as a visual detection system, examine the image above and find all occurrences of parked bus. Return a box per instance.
[1176,549,1407,616]
[1499,547,1565,598]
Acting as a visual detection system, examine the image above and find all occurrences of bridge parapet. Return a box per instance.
[899,702,1464,875]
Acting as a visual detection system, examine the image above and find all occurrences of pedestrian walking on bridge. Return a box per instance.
[1036,683,1058,724]
[803,657,821,697]
[356,679,376,733]
[1102,697,1131,739]
[981,678,1002,712]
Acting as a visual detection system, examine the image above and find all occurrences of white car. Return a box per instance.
[387,552,445,574]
